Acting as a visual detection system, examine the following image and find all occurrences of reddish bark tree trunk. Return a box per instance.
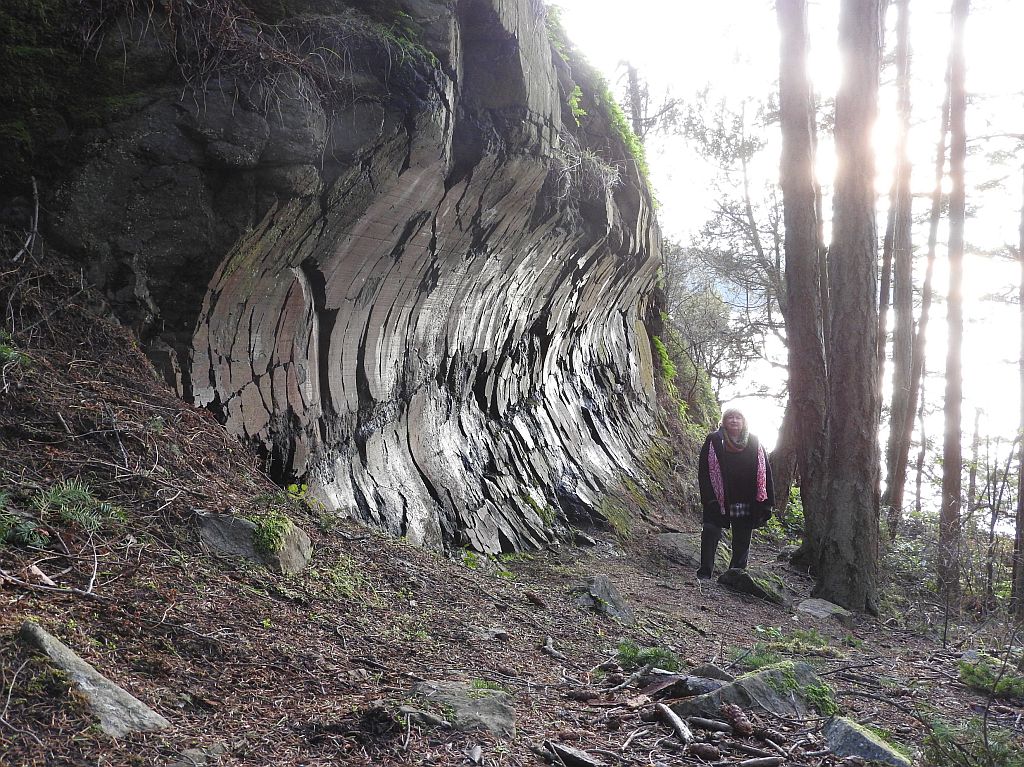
[776,0,829,567]
[815,0,885,613]
[939,0,970,604]
[881,0,915,525]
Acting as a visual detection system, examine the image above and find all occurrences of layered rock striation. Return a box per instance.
[21,0,661,551]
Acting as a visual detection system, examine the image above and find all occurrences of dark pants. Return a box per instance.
[697,521,753,576]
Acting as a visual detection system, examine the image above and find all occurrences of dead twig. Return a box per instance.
[0,568,109,602]
[654,702,693,744]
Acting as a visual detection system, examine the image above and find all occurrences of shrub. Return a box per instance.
[958,653,1024,699]
[922,714,1024,767]
[249,510,293,555]
[30,478,124,531]
[616,640,680,672]
[1,490,47,547]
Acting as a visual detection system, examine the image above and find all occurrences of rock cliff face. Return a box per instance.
[24,0,660,552]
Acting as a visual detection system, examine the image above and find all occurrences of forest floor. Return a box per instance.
[1,261,1023,767]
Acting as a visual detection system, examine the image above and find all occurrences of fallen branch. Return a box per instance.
[0,568,109,602]
[727,742,775,758]
[12,177,39,263]
[687,716,732,733]
[619,725,651,751]
[543,636,568,661]
[608,664,650,692]
[654,702,693,744]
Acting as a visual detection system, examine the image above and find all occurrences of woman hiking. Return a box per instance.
[696,408,775,579]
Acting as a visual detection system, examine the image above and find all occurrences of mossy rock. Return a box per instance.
[717,567,790,605]
[197,511,312,575]
[671,661,836,720]
[824,716,912,767]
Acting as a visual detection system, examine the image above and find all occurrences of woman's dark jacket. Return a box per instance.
[698,430,775,528]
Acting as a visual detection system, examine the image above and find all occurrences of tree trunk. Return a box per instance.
[939,0,970,605]
[626,64,645,142]
[776,0,829,570]
[769,399,799,513]
[1012,162,1024,619]
[886,77,951,539]
[881,0,915,524]
[914,384,927,516]
[989,437,1017,606]
[814,0,885,613]
[966,411,980,514]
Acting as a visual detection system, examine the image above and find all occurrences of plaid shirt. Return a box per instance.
[728,502,751,519]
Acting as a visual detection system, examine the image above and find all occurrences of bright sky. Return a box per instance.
[553,0,1024,478]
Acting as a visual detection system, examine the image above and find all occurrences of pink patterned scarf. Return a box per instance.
[708,439,767,510]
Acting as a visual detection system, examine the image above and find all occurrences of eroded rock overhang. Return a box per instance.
[55,0,661,552]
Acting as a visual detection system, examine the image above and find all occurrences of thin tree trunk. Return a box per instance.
[815,0,884,613]
[887,75,951,538]
[915,383,927,516]
[939,0,970,605]
[626,64,645,142]
[989,437,1017,606]
[769,399,799,513]
[877,198,896,385]
[967,411,980,514]
[776,0,829,571]
[881,0,915,521]
[1012,161,1024,619]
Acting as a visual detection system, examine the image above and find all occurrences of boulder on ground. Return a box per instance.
[197,510,312,574]
[797,598,855,627]
[413,680,515,737]
[670,661,835,720]
[571,574,635,625]
[824,716,912,767]
[18,620,170,738]
[689,663,735,682]
[717,568,789,605]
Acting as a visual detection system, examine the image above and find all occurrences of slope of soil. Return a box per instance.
[2,259,1022,766]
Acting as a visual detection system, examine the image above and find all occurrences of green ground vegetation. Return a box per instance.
[958,652,1024,698]
[30,478,125,532]
[922,714,1024,767]
[616,639,680,672]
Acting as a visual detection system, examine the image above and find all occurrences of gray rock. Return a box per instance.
[197,511,312,575]
[797,598,855,627]
[18,621,170,738]
[168,742,231,767]
[573,531,598,547]
[824,716,912,767]
[671,662,834,720]
[572,574,635,625]
[689,663,735,682]
[413,680,515,737]
[717,568,789,605]
[777,544,800,561]
[467,625,509,642]
[655,533,730,573]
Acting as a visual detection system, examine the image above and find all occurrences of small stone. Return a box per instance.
[414,680,515,737]
[197,511,312,575]
[797,598,855,627]
[717,568,789,605]
[689,663,735,682]
[571,574,635,625]
[824,716,912,767]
